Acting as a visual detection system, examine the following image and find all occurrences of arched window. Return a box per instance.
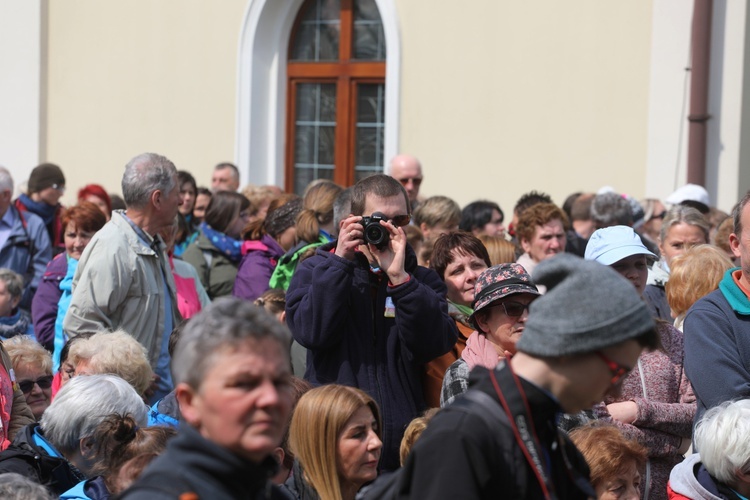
[286,0,386,194]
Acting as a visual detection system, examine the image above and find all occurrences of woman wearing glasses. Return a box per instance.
[440,263,540,407]
[4,335,53,422]
[585,226,696,500]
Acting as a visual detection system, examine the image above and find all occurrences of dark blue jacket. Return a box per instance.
[684,268,750,428]
[286,241,458,471]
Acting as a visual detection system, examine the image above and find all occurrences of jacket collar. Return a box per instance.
[719,267,750,315]
[111,211,160,257]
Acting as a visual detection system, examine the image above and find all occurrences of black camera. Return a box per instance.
[360,212,389,249]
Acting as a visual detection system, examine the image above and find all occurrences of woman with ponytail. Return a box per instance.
[233,195,302,302]
[269,181,342,291]
[60,413,176,499]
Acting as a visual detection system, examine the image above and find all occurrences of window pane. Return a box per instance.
[294,83,337,195]
[291,0,341,61]
[354,83,385,179]
[353,0,385,60]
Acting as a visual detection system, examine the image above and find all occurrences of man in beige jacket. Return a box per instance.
[64,152,182,402]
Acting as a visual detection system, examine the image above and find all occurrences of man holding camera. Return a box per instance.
[286,174,458,471]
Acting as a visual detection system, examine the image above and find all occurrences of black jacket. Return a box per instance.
[286,242,458,470]
[387,364,595,499]
[120,424,286,500]
[0,423,85,495]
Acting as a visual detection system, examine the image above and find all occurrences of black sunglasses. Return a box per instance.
[18,375,54,394]
[390,214,411,227]
[491,300,533,318]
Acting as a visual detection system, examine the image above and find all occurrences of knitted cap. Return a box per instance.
[469,263,540,329]
[516,254,654,357]
[27,163,65,194]
[264,198,302,238]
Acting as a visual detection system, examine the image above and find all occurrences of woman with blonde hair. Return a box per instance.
[286,384,382,500]
[477,234,516,265]
[4,335,53,421]
[68,330,154,398]
[270,181,343,291]
[666,244,733,331]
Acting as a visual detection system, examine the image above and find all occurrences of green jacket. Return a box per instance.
[268,236,328,291]
[182,232,239,300]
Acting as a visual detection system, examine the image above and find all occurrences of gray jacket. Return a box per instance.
[63,211,181,367]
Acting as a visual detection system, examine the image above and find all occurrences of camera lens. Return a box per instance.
[365,224,386,245]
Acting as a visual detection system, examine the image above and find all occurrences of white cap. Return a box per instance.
[666,184,710,207]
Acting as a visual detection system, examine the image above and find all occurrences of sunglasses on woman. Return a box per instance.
[490,300,533,318]
[18,375,54,394]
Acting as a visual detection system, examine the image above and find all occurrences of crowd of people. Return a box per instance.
[0,152,746,499]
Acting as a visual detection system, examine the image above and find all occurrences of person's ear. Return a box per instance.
[474,310,490,334]
[10,295,20,310]
[151,189,163,210]
[730,232,742,259]
[520,238,531,254]
[278,310,287,324]
[175,382,201,427]
[271,447,285,467]
[79,436,95,459]
[419,222,430,239]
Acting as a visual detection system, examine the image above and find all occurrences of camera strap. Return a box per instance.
[488,364,558,500]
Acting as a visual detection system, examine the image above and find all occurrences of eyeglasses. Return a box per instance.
[492,300,532,318]
[595,351,632,386]
[50,184,66,193]
[18,375,54,394]
[390,214,411,227]
[398,177,422,187]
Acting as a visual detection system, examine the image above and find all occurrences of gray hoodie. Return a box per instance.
[668,454,725,500]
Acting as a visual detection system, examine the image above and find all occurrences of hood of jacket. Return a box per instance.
[668,453,725,500]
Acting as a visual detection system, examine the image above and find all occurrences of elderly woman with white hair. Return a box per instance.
[121,297,294,499]
[0,374,147,496]
[668,399,750,499]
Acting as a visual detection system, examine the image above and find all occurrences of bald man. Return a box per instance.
[389,154,423,211]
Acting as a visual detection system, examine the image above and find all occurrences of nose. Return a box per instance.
[518,307,530,323]
[625,485,640,500]
[30,381,43,395]
[256,380,280,408]
[368,431,383,452]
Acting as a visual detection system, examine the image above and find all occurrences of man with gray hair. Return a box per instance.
[122,297,293,499]
[210,162,240,192]
[591,191,634,230]
[0,167,51,310]
[64,153,182,402]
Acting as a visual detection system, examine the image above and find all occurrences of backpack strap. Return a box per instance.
[201,249,213,287]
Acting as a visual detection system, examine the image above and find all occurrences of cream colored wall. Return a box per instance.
[45,0,653,212]
[395,1,653,210]
[46,0,246,203]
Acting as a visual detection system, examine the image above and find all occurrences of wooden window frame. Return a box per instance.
[285,0,386,192]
